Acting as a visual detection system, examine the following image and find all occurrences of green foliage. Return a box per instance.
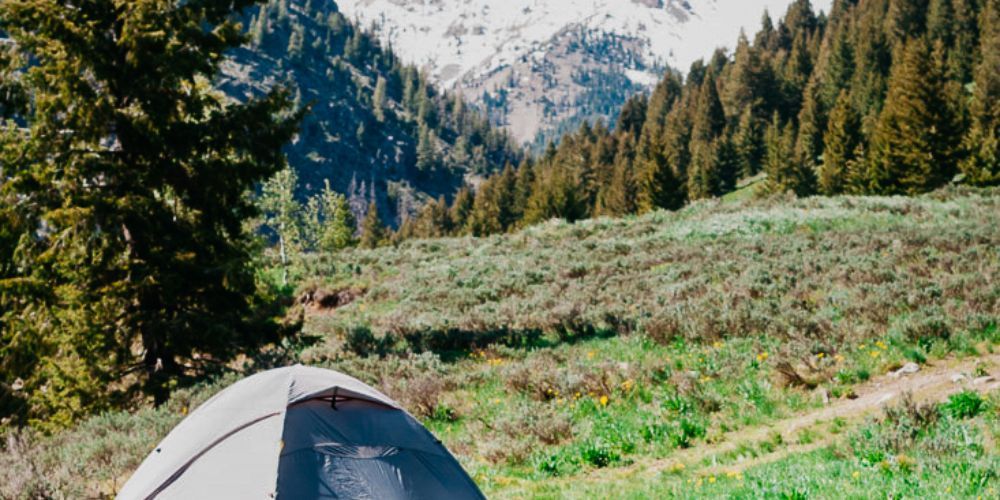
[941,390,986,419]
[0,0,300,425]
[359,201,388,249]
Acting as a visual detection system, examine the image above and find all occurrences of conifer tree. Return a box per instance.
[359,201,387,248]
[0,0,300,420]
[819,90,863,194]
[869,39,964,194]
[416,125,437,172]
[793,78,825,192]
[734,106,766,177]
[959,0,1000,185]
[598,139,639,216]
[762,115,808,195]
[449,187,475,234]
[318,180,357,251]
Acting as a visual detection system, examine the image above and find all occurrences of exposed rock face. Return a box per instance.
[333,0,833,144]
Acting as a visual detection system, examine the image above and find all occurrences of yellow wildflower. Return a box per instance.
[709,476,716,484]
[756,352,769,362]
[712,341,723,349]
[599,395,609,406]
[587,351,596,359]
[621,379,635,391]
[876,341,887,350]
[852,471,860,479]
[870,350,881,358]
[816,352,825,359]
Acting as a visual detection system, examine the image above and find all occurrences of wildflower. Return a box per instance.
[181,406,188,415]
[816,352,825,359]
[599,395,609,406]
[876,341,887,350]
[493,398,501,404]
[852,471,860,479]
[870,350,881,358]
[708,476,716,484]
[726,471,737,478]
[700,376,711,383]
[712,341,723,349]
[621,379,635,391]
[756,352,769,362]
[587,351,596,359]
[858,343,867,350]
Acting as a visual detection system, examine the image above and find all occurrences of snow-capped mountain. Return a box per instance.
[334,0,832,144]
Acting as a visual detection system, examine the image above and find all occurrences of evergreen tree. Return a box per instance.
[416,124,437,172]
[359,201,387,248]
[886,0,930,46]
[734,106,766,177]
[512,158,536,223]
[762,115,809,195]
[819,90,863,194]
[319,180,357,251]
[959,0,1000,185]
[793,78,825,193]
[0,0,300,421]
[449,186,475,234]
[869,39,965,194]
[598,139,639,216]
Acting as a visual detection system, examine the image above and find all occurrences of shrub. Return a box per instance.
[941,391,986,419]
[580,440,620,468]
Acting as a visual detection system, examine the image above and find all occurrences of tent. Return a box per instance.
[118,365,484,500]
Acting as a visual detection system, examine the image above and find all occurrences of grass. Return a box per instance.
[2,187,998,498]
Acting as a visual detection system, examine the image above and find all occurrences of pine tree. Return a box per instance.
[819,90,863,194]
[762,115,807,195]
[0,0,300,421]
[887,0,930,46]
[959,0,1000,185]
[869,39,964,194]
[416,124,437,172]
[449,186,475,234]
[793,78,824,194]
[734,106,766,177]
[599,139,639,216]
[319,180,357,251]
[359,201,387,248]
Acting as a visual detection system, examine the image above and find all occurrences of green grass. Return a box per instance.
[2,187,998,498]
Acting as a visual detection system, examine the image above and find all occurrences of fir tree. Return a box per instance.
[819,90,863,194]
[359,201,387,248]
[959,0,1000,185]
[869,39,964,194]
[599,139,639,216]
[0,0,300,420]
[449,186,475,234]
[319,180,357,251]
[762,115,808,195]
[734,106,766,177]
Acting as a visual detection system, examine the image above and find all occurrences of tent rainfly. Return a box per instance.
[117,365,485,499]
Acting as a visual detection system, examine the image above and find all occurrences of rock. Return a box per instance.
[950,373,967,383]
[890,362,920,379]
[972,376,996,386]
[813,387,830,405]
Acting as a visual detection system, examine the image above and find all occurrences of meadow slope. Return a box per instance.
[3,188,999,498]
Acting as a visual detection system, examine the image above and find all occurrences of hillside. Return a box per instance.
[333,0,834,144]
[226,0,521,224]
[4,188,998,497]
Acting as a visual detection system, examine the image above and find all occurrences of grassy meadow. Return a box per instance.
[3,187,999,498]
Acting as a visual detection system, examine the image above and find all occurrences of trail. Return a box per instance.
[547,352,1000,487]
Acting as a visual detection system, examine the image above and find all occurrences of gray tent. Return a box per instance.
[118,365,484,499]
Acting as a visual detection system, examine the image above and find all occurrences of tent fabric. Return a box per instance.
[277,400,484,499]
[117,365,483,500]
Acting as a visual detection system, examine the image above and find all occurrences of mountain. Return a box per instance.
[223,0,522,225]
[333,0,833,145]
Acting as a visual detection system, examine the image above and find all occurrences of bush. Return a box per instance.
[941,391,986,419]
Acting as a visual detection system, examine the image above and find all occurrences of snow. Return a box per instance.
[335,0,834,87]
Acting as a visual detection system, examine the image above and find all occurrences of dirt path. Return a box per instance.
[559,352,1000,486]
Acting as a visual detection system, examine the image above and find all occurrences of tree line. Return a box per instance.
[391,0,999,240]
